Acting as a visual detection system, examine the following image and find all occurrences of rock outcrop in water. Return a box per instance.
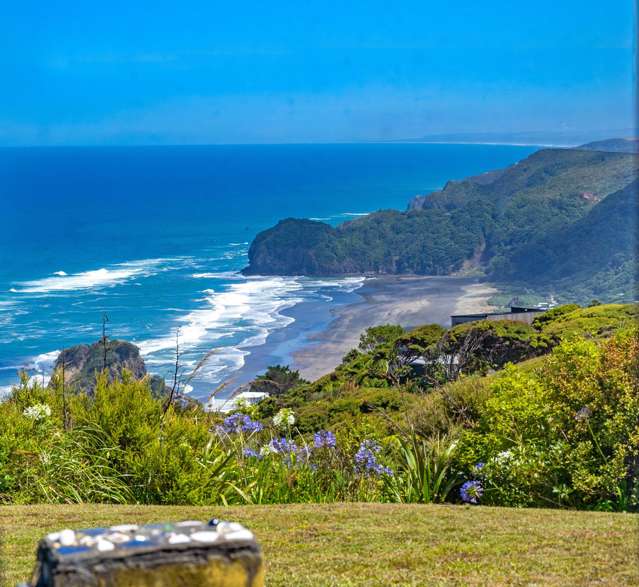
[51,339,166,397]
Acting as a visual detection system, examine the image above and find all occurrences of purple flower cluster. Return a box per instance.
[354,440,393,476]
[268,436,310,465]
[216,413,263,435]
[313,430,337,450]
[269,437,299,454]
[460,480,483,504]
[243,447,262,459]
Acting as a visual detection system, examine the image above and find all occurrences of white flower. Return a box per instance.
[493,450,513,464]
[23,403,52,421]
[259,445,275,457]
[273,408,295,429]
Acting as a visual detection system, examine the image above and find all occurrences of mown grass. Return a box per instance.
[1,503,637,586]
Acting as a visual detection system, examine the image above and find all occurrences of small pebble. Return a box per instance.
[106,532,130,544]
[96,539,115,552]
[190,531,219,543]
[176,521,203,528]
[217,522,244,534]
[168,533,191,544]
[79,536,97,546]
[110,524,138,533]
[58,529,76,547]
[225,529,254,541]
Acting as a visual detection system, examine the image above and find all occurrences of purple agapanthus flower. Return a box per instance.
[313,430,337,450]
[474,462,485,473]
[267,437,310,465]
[460,480,483,504]
[269,437,298,454]
[216,413,263,435]
[354,440,393,476]
[243,447,262,459]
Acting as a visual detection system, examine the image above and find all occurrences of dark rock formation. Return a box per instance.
[52,339,166,397]
[242,218,340,276]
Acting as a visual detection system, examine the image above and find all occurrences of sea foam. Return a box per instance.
[11,258,185,294]
[137,274,365,391]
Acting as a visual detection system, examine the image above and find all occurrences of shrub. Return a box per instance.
[457,329,639,509]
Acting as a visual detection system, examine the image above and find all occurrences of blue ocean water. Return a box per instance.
[0,143,536,399]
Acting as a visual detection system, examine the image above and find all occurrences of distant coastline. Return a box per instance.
[0,142,540,397]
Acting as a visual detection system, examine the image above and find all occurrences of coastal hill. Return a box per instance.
[243,142,637,302]
[578,137,639,153]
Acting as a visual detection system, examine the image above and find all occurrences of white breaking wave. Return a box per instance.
[0,349,58,398]
[25,350,60,373]
[309,211,370,223]
[192,271,243,280]
[11,258,187,294]
[4,271,366,399]
[53,270,68,276]
[301,276,366,294]
[137,274,366,388]
[138,276,305,357]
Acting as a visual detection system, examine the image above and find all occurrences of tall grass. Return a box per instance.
[19,425,133,504]
[386,430,459,503]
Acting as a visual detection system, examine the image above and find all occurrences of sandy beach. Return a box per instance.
[292,276,497,381]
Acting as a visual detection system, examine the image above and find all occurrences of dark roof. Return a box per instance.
[450,306,544,320]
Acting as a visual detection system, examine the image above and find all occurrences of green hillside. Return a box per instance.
[504,180,637,300]
[244,145,637,303]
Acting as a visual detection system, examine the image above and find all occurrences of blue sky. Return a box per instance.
[1,1,635,145]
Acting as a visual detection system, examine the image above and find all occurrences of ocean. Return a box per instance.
[0,143,536,400]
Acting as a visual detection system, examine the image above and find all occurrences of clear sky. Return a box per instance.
[1,1,635,145]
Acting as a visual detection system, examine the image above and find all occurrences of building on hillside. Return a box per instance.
[207,390,269,413]
[450,305,545,327]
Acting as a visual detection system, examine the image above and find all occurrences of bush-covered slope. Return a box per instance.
[243,145,637,302]
[502,180,637,299]
[1,304,636,513]
[255,303,637,432]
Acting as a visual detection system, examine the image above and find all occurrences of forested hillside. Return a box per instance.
[244,144,637,302]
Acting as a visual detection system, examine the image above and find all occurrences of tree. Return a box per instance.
[250,365,308,397]
[358,325,404,353]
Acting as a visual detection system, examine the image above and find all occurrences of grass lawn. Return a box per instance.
[1,503,637,586]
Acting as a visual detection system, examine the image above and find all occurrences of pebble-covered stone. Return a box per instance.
[28,518,263,587]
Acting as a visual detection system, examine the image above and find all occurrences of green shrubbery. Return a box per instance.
[0,306,636,511]
[456,330,639,510]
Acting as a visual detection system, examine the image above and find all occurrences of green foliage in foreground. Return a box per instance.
[4,503,637,587]
[0,318,636,512]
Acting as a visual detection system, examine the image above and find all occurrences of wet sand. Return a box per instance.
[292,276,496,380]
